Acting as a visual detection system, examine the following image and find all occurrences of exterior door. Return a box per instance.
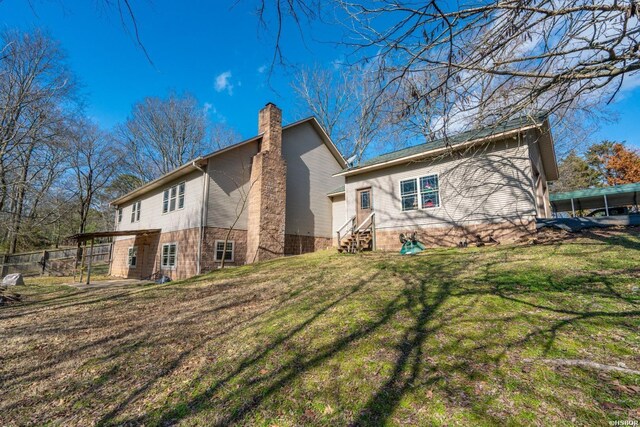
[356,187,372,226]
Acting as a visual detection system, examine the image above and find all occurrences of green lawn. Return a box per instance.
[1,229,639,426]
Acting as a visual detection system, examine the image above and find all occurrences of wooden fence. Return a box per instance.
[0,243,112,277]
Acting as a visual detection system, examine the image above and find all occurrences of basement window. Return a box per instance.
[163,182,186,213]
[130,201,141,223]
[128,247,137,267]
[161,243,177,268]
[214,240,234,262]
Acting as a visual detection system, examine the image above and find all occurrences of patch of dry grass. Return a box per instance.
[1,230,639,426]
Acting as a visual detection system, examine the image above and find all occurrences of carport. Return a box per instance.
[69,229,160,284]
[550,182,640,217]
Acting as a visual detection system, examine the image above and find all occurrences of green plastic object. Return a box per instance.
[400,240,425,255]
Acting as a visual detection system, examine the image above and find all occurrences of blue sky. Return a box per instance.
[3,0,639,150]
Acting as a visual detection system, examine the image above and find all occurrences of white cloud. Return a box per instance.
[203,102,214,114]
[257,64,267,74]
[214,71,234,95]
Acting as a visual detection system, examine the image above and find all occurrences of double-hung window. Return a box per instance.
[128,247,137,267]
[117,208,123,223]
[163,182,186,213]
[214,240,234,262]
[400,179,418,211]
[130,201,141,222]
[400,174,440,211]
[419,175,439,208]
[161,243,177,268]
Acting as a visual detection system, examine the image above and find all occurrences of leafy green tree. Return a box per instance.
[552,151,602,192]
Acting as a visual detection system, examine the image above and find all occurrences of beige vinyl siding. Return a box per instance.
[344,136,537,231]
[527,132,551,217]
[282,122,345,238]
[115,170,205,238]
[206,140,259,230]
[331,194,346,235]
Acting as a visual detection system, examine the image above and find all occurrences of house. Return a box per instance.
[328,114,558,251]
[107,105,557,280]
[109,103,346,280]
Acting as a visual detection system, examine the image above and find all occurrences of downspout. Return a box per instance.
[192,161,209,275]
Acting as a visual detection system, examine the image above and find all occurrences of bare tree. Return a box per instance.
[209,122,242,151]
[293,64,393,162]
[0,29,77,253]
[258,0,640,139]
[209,156,258,269]
[67,120,121,235]
[118,92,208,182]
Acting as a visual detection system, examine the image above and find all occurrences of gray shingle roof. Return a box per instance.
[345,114,547,172]
[327,185,345,196]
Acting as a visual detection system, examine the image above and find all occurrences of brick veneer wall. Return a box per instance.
[110,228,200,281]
[246,103,287,264]
[201,227,248,272]
[374,218,536,251]
[284,234,333,255]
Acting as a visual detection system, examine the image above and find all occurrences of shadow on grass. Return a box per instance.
[3,243,639,426]
[99,248,640,425]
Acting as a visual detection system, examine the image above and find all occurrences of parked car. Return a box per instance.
[586,206,629,217]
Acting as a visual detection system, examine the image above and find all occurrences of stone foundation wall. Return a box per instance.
[110,228,200,281]
[201,227,248,272]
[284,234,332,255]
[374,218,536,251]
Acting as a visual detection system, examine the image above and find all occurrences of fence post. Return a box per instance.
[0,254,8,278]
[41,250,47,276]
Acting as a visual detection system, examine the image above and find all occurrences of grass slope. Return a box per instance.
[1,230,639,426]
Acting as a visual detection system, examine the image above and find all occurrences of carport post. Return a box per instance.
[570,198,576,217]
[604,195,609,216]
[73,240,80,281]
[79,241,86,283]
[86,238,94,285]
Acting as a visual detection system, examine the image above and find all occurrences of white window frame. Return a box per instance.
[130,201,141,223]
[163,181,186,214]
[161,243,178,269]
[128,246,138,268]
[399,173,441,211]
[117,207,123,223]
[214,240,235,262]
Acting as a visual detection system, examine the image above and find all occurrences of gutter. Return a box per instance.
[334,124,540,178]
[110,158,204,207]
[326,190,346,197]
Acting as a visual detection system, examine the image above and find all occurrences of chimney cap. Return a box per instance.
[264,102,277,108]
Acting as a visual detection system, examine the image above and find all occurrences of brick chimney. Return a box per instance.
[246,103,287,263]
[258,102,283,154]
